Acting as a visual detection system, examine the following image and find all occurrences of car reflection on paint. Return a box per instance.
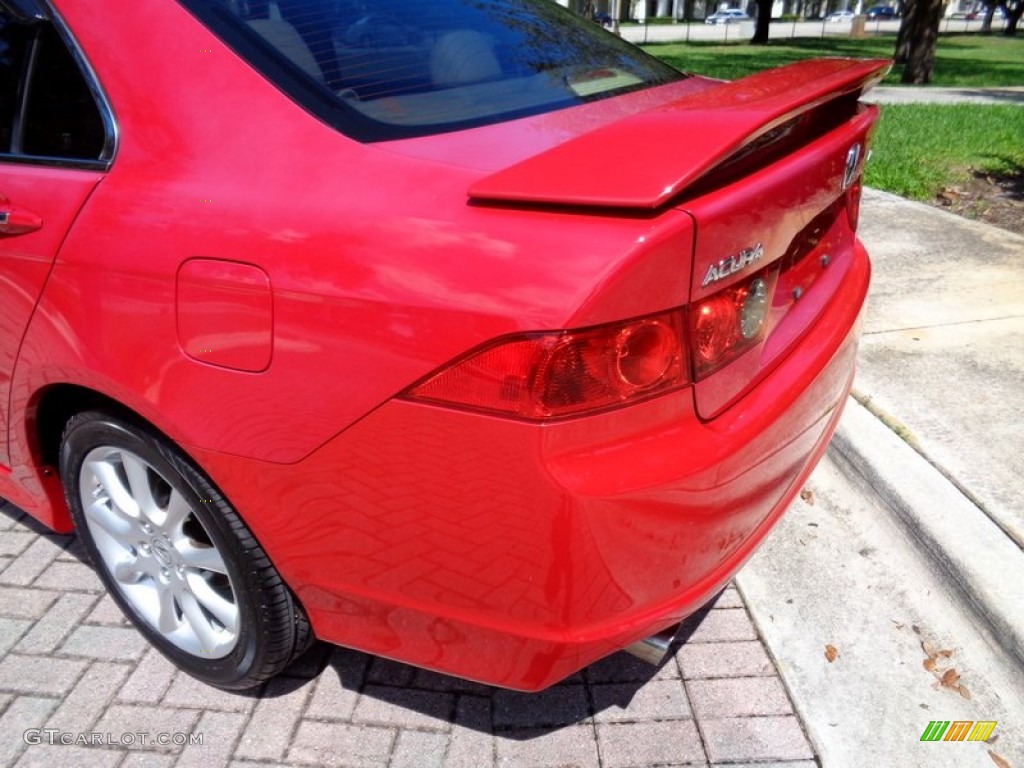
[0,0,887,692]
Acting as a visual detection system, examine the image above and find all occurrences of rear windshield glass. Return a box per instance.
[178,0,686,142]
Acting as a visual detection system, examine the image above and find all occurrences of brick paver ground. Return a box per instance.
[0,499,817,767]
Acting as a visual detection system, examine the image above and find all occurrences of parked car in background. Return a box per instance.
[827,9,857,21]
[0,0,888,692]
[592,10,614,25]
[866,5,900,18]
[705,8,752,23]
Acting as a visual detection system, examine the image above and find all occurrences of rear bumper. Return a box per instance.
[194,240,870,691]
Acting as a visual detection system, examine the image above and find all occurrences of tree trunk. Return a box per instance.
[751,0,773,41]
[900,0,944,83]
[894,0,917,64]
[980,4,995,32]
[1003,0,1022,35]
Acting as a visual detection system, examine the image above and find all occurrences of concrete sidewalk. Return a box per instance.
[739,189,1024,767]
[865,86,1024,106]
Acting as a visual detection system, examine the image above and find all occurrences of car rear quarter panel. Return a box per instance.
[15,0,695,476]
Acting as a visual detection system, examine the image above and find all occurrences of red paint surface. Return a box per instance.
[0,1,881,688]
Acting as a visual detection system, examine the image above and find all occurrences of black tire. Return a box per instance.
[59,410,312,690]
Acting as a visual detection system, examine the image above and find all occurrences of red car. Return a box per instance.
[0,0,887,691]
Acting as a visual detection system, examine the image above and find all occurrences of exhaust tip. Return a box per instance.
[623,624,681,666]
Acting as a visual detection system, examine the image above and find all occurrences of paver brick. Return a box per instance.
[353,685,455,731]
[162,670,260,713]
[119,753,177,768]
[56,537,88,563]
[493,684,589,729]
[14,744,124,768]
[585,650,682,683]
[413,667,492,695]
[0,618,31,656]
[176,710,248,768]
[389,729,448,768]
[688,677,793,719]
[117,647,176,704]
[700,716,814,763]
[235,676,314,761]
[84,594,132,626]
[684,609,759,643]
[0,654,87,695]
[678,641,775,679]
[92,703,202,753]
[711,588,745,609]
[495,725,601,768]
[592,679,692,723]
[46,660,133,732]
[0,695,60,766]
[444,694,494,768]
[0,586,59,620]
[597,720,706,767]
[14,592,98,654]
[59,624,148,661]
[31,560,104,592]
[0,536,66,586]
[0,502,26,530]
[288,720,396,768]
[0,531,34,557]
[305,667,361,722]
[366,656,417,687]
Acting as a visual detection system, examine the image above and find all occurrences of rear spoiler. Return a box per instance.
[468,58,891,210]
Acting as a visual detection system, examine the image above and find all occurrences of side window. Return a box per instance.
[0,10,107,164]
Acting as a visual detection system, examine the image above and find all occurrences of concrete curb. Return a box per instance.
[831,395,1024,670]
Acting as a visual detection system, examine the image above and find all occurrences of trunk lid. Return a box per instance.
[469,57,889,420]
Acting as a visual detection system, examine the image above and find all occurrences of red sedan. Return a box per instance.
[0,0,887,691]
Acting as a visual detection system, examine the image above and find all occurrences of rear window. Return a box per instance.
[178,0,686,142]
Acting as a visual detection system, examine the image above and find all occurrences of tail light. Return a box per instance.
[405,270,777,421]
[846,176,863,231]
[690,267,776,380]
[404,310,688,421]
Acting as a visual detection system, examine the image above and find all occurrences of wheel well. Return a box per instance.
[34,385,145,468]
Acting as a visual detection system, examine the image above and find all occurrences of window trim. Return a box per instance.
[0,1,117,170]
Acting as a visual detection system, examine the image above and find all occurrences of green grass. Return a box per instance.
[865,104,1024,200]
[644,35,1024,87]
[645,37,1024,200]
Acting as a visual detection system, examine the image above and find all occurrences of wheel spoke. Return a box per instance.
[154,489,191,533]
[177,540,227,575]
[85,498,136,546]
[121,453,159,518]
[112,557,146,584]
[87,459,139,519]
[185,573,238,631]
[178,590,219,651]
[155,581,181,634]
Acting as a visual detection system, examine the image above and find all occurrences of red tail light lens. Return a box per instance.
[404,310,688,420]
[846,177,863,231]
[690,269,774,380]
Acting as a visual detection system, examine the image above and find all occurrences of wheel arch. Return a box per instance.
[17,382,195,532]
